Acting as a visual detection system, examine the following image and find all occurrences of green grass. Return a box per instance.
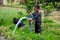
[0,6,60,40]
[6,4,26,9]
[0,7,27,26]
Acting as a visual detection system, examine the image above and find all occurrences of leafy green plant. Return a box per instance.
[0,18,4,26]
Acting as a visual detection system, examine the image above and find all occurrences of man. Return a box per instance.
[33,5,42,33]
[13,18,25,28]
[29,11,34,32]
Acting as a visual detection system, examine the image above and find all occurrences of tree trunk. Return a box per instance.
[0,0,3,5]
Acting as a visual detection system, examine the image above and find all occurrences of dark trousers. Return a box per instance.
[35,22,41,33]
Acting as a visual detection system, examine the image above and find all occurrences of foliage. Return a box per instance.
[7,0,10,3]
[26,0,34,13]
[0,18,4,26]
[0,4,60,40]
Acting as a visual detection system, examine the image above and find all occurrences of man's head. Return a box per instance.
[13,18,16,20]
[34,5,40,12]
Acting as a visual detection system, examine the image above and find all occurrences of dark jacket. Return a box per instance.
[13,18,25,27]
[33,11,42,23]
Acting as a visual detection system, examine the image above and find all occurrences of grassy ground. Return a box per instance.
[0,6,27,26]
[0,6,60,40]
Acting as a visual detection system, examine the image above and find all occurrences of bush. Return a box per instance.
[0,18,4,26]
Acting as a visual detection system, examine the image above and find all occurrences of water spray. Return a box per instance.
[12,17,29,35]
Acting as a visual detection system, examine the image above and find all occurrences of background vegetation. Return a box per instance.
[0,0,60,40]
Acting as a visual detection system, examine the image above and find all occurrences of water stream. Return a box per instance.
[12,17,29,35]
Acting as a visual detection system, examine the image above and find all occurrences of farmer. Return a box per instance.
[13,18,25,28]
[33,5,42,33]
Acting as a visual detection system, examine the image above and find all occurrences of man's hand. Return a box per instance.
[29,18,33,22]
[29,18,32,21]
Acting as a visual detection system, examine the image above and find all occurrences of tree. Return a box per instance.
[0,0,3,5]
[11,0,14,4]
[26,0,40,13]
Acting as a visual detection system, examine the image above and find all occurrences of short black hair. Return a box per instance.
[13,18,16,20]
[35,5,40,9]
